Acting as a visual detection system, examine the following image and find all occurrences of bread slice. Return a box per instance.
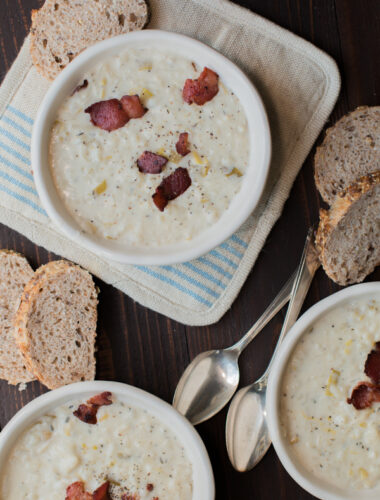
[14,260,98,389]
[316,171,380,285]
[0,250,35,385]
[314,106,380,204]
[30,0,149,80]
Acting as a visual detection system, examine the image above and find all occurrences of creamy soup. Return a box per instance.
[281,294,380,491]
[49,48,250,246]
[1,395,193,499]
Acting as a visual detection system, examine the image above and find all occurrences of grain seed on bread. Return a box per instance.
[14,260,98,389]
[316,171,380,286]
[30,0,149,80]
[0,250,35,385]
[314,106,380,204]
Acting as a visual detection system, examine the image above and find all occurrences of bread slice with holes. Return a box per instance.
[14,260,98,389]
[316,171,380,285]
[30,0,149,80]
[0,250,35,385]
[314,106,380,204]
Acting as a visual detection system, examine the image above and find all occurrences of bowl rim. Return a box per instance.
[0,380,215,499]
[267,281,380,500]
[31,29,271,265]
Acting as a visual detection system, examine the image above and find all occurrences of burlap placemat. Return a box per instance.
[0,0,340,325]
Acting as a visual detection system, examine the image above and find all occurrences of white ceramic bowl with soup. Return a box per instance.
[31,30,271,265]
[0,380,214,499]
[267,282,380,500]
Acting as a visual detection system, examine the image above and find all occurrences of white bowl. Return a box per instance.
[32,29,271,265]
[0,380,214,499]
[267,282,380,500]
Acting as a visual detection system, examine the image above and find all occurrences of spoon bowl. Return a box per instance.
[226,381,270,471]
[173,349,240,425]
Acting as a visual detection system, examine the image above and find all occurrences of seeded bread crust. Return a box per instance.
[0,250,35,385]
[30,0,149,80]
[314,106,380,204]
[14,260,98,389]
[316,171,380,285]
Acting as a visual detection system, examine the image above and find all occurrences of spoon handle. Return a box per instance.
[232,271,296,354]
[261,227,320,382]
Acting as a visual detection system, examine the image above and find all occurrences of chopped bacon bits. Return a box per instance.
[121,495,139,500]
[137,151,168,174]
[85,93,147,132]
[364,341,380,384]
[151,187,168,212]
[347,382,380,410]
[85,99,129,132]
[152,167,191,211]
[92,481,111,500]
[65,481,92,500]
[146,483,154,491]
[175,132,190,156]
[73,403,98,425]
[73,392,113,424]
[87,391,113,407]
[66,481,110,500]
[182,67,219,105]
[348,342,380,410]
[121,95,147,119]
[72,79,88,95]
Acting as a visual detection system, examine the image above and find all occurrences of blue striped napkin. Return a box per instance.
[0,0,340,325]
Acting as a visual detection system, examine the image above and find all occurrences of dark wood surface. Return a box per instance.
[0,1,379,498]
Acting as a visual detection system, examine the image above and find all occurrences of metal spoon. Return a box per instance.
[173,269,299,425]
[225,228,320,472]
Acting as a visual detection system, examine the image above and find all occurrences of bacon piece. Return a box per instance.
[87,391,113,407]
[182,67,219,105]
[121,95,147,119]
[85,99,129,131]
[72,79,88,95]
[137,151,168,174]
[92,481,111,500]
[73,392,113,424]
[152,167,191,211]
[176,132,190,156]
[151,187,168,212]
[347,382,380,410]
[73,403,98,424]
[65,481,92,500]
[66,481,111,500]
[121,495,139,500]
[364,341,380,384]
[146,483,154,491]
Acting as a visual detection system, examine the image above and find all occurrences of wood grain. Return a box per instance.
[0,1,379,498]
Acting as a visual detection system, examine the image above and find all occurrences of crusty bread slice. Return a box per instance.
[316,171,380,285]
[0,250,35,385]
[314,106,380,204]
[14,260,98,389]
[30,0,149,80]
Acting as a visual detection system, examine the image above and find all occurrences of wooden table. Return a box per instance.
[0,1,379,498]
